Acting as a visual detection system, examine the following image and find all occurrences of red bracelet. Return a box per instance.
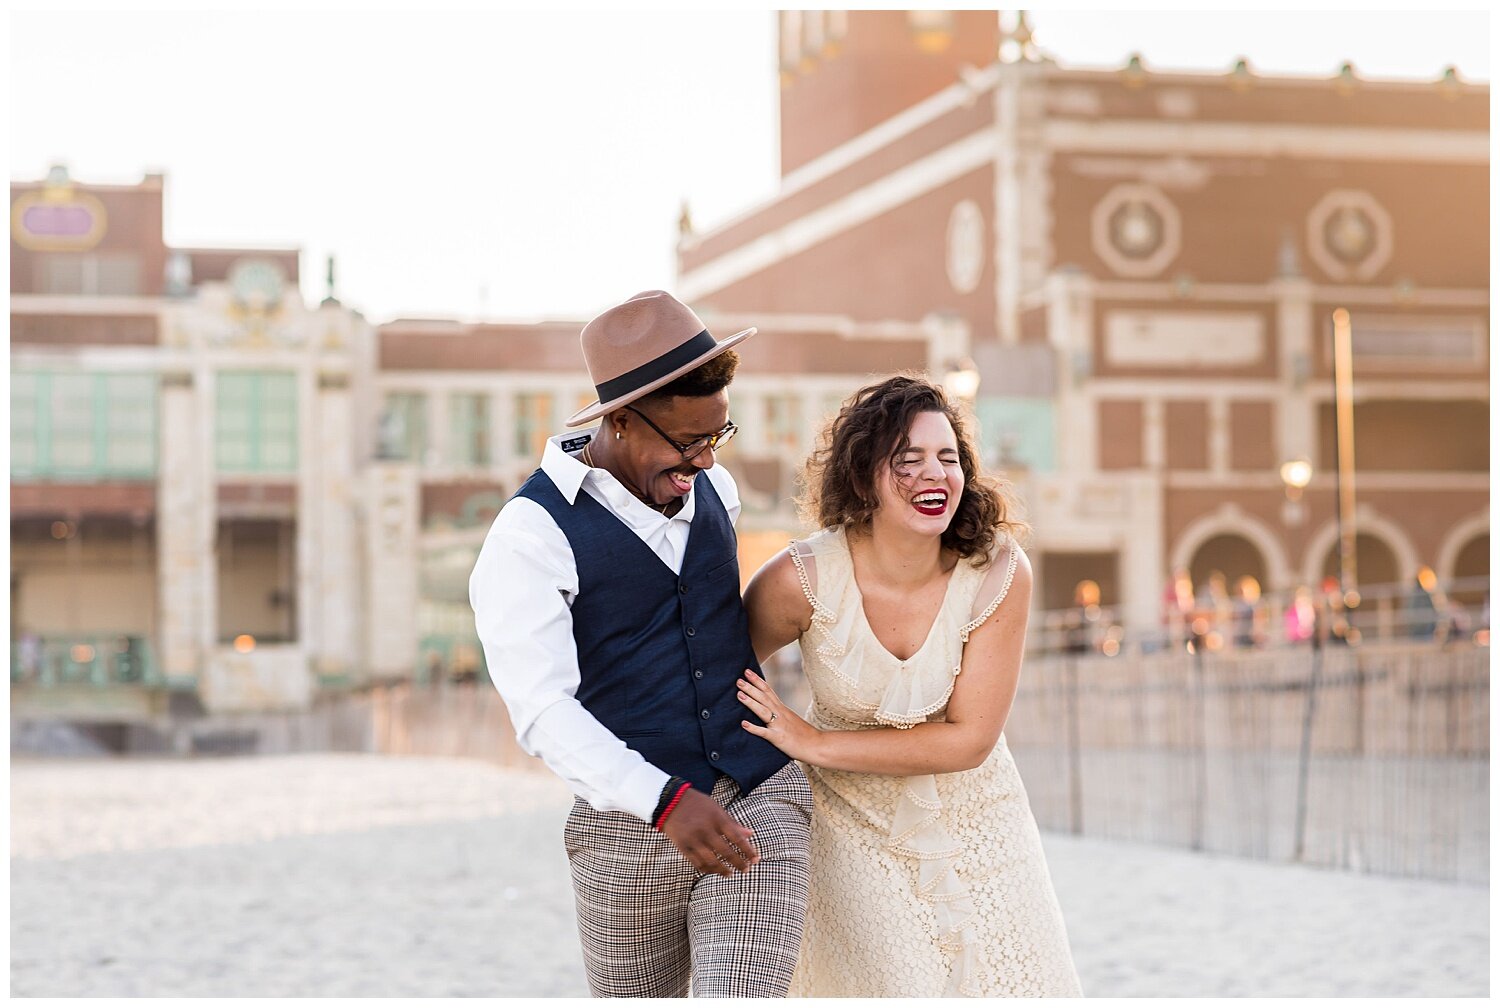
[653,781,692,831]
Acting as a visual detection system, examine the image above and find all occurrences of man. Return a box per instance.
[470,291,812,997]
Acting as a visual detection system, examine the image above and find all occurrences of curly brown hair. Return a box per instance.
[797,373,1027,563]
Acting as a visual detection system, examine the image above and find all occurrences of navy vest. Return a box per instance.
[515,466,789,796]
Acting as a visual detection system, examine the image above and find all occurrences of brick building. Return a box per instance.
[9,13,1489,723]
[11,166,373,720]
[677,11,1490,635]
[10,167,939,721]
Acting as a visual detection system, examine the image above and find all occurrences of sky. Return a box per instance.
[8,8,1492,324]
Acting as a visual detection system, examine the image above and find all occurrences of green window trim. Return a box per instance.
[380,392,428,462]
[216,371,299,474]
[449,393,490,466]
[11,371,158,480]
[514,393,554,459]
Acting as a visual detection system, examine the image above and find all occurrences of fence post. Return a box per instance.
[1065,652,1082,835]
[1191,644,1206,851]
[1292,635,1324,862]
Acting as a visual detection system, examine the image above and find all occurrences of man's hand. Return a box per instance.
[658,788,759,877]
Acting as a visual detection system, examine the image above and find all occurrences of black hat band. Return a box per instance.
[594,329,717,404]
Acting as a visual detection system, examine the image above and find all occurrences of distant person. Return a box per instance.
[1232,576,1264,649]
[1194,570,1231,651]
[1163,566,1195,650]
[16,633,42,682]
[1406,566,1441,640]
[738,375,1081,996]
[1317,576,1351,646]
[1063,579,1101,654]
[1441,597,1472,647]
[1284,586,1316,646]
[469,291,811,997]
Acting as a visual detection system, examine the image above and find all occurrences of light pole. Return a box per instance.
[1331,308,1359,609]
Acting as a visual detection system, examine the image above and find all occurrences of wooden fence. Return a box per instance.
[42,641,1477,884]
[1004,643,1488,883]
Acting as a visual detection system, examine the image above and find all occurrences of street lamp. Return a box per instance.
[1279,457,1312,526]
[942,357,980,402]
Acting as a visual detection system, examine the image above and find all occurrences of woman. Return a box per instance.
[738,375,1081,997]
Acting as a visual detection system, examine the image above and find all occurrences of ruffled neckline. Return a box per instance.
[847,534,967,667]
[790,525,985,729]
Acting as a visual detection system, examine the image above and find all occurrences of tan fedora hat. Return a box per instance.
[566,290,755,427]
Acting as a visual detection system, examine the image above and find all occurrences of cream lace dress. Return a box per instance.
[784,526,1082,998]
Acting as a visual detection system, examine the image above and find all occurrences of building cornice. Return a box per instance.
[1079,281,1489,308]
[10,294,163,315]
[1047,62,1489,94]
[1044,118,1489,163]
[1164,471,1489,493]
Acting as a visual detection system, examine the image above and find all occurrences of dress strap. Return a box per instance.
[787,540,838,624]
[958,539,1019,644]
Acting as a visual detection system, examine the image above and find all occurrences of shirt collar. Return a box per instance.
[540,429,597,504]
[540,428,699,523]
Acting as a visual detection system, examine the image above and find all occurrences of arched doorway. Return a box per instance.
[1448,533,1488,606]
[1319,532,1401,590]
[1186,535,1270,650]
[1188,534,1268,590]
[1170,505,1291,593]
[1319,532,1403,642]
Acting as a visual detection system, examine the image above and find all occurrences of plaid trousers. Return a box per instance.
[563,761,813,998]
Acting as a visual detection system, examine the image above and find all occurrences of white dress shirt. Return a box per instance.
[469,429,742,822]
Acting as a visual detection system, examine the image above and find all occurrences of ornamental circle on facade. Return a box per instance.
[1305,189,1393,282]
[945,199,985,294]
[1090,183,1181,278]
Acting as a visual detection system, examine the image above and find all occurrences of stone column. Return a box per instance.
[310,370,359,684]
[363,463,420,680]
[1121,472,1166,635]
[1208,397,1231,475]
[156,369,211,689]
[1045,269,1097,478]
[993,56,1050,346]
[921,311,972,380]
[1272,275,1317,466]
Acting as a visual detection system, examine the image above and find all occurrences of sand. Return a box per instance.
[9,753,1488,997]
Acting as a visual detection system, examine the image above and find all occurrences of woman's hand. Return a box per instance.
[738,668,822,762]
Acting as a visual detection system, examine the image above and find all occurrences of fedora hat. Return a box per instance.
[566,290,755,427]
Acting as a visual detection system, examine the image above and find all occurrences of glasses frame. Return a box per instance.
[623,405,738,461]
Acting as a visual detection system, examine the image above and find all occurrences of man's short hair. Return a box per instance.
[637,349,740,406]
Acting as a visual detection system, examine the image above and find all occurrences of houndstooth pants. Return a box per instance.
[563,761,813,998]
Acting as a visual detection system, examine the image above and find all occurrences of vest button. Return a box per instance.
[700,709,711,720]
[709,751,721,762]
[693,669,703,679]
[686,627,696,637]
[679,583,688,594]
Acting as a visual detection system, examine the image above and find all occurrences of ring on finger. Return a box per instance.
[768,712,778,724]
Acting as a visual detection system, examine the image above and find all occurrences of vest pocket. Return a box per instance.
[700,556,740,582]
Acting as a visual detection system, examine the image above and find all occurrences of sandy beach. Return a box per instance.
[10,753,1488,998]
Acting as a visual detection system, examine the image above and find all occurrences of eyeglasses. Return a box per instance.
[624,405,738,461]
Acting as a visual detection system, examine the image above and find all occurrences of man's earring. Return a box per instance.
[616,432,622,440]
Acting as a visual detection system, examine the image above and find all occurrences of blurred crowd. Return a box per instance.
[1050,566,1487,658]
